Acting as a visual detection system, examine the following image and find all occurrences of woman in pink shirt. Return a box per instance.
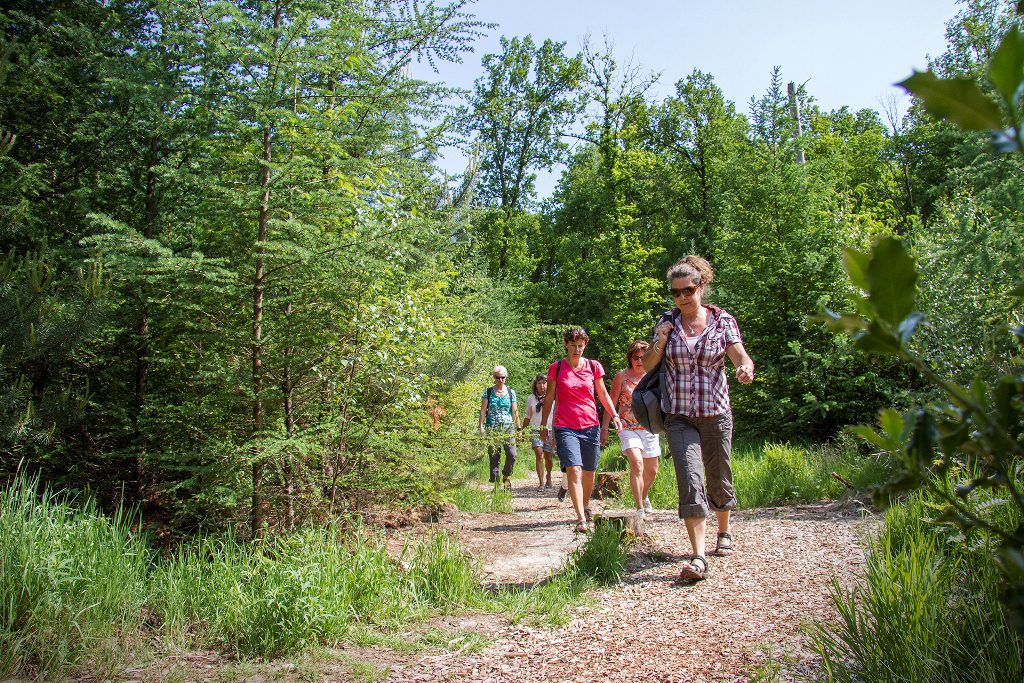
[540,327,622,533]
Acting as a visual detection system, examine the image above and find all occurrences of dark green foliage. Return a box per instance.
[0,249,108,463]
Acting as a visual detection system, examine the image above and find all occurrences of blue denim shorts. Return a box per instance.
[554,425,601,471]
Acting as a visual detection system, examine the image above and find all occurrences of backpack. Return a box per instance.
[484,386,515,426]
[631,313,673,435]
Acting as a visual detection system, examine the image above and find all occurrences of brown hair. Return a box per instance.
[667,255,715,292]
[531,373,548,398]
[626,340,649,363]
[563,326,590,343]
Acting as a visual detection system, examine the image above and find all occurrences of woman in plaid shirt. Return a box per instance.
[642,256,754,581]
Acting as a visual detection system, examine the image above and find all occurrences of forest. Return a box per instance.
[2,0,1023,680]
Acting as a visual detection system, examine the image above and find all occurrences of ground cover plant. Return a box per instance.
[0,475,150,680]
[600,438,892,511]
[812,486,1023,682]
[0,472,628,674]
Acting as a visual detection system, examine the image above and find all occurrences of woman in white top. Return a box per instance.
[524,374,556,491]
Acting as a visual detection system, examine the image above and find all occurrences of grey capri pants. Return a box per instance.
[665,412,736,518]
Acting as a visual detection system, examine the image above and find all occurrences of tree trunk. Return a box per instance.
[251,123,272,539]
[282,294,295,532]
[132,136,159,501]
[251,3,282,539]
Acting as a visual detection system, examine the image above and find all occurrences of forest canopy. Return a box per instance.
[1,0,1021,538]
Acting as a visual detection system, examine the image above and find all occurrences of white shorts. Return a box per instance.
[617,429,661,458]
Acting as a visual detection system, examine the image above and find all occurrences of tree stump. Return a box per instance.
[591,471,623,500]
[594,509,644,536]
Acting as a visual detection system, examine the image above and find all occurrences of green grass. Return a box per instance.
[1,472,632,672]
[444,434,537,513]
[811,488,1023,682]
[447,484,513,513]
[601,437,892,511]
[0,474,150,681]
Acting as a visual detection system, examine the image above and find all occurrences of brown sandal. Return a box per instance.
[678,555,709,581]
[713,531,734,556]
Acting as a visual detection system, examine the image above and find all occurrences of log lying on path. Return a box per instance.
[594,509,644,536]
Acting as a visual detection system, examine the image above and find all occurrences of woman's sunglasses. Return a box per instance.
[670,285,699,298]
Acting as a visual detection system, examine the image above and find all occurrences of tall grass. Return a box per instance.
[151,525,489,658]
[601,438,892,511]
[1,473,630,672]
[812,490,1023,682]
[448,484,513,513]
[0,474,150,680]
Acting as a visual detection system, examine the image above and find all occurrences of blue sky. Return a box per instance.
[421,0,962,195]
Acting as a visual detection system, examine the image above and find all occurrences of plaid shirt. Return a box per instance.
[654,306,743,417]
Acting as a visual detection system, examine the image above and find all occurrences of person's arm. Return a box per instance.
[511,397,521,431]
[643,321,672,372]
[595,371,623,431]
[522,396,535,430]
[727,342,755,384]
[478,394,488,433]
[539,385,556,438]
[601,371,624,434]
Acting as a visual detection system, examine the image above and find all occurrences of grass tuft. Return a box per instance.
[0,473,150,680]
[811,489,1023,682]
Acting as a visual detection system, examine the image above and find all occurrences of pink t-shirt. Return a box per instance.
[547,358,606,430]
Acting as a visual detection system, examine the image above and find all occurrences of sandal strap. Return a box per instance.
[690,554,708,572]
[717,532,732,540]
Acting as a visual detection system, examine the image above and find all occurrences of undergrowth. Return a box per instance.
[601,437,892,510]
[811,484,1023,682]
[0,472,629,674]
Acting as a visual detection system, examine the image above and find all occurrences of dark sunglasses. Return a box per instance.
[670,285,699,298]
[494,375,507,379]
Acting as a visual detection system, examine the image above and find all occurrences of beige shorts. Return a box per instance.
[617,429,661,458]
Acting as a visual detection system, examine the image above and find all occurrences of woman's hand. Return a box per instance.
[655,321,672,343]
[612,414,624,431]
[600,425,609,447]
[735,364,754,384]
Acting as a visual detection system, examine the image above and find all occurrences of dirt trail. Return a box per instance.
[129,476,871,683]
[383,477,871,683]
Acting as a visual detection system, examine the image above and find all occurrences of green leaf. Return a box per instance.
[843,247,870,291]
[898,71,1005,131]
[989,27,1024,108]
[849,425,894,450]
[866,237,917,328]
[817,309,866,334]
[905,409,938,469]
[879,408,905,442]
[854,322,904,355]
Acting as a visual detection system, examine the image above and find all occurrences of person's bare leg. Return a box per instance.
[641,458,659,502]
[716,509,730,535]
[626,448,644,509]
[684,515,707,559]
[533,444,545,489]
[581,469,596,512]
[544,453,554,486]
[566,466,585,523]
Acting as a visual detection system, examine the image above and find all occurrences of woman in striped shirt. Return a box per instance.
[643,256,754,581]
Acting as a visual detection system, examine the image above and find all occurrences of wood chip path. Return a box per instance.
[383,478,871,682]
